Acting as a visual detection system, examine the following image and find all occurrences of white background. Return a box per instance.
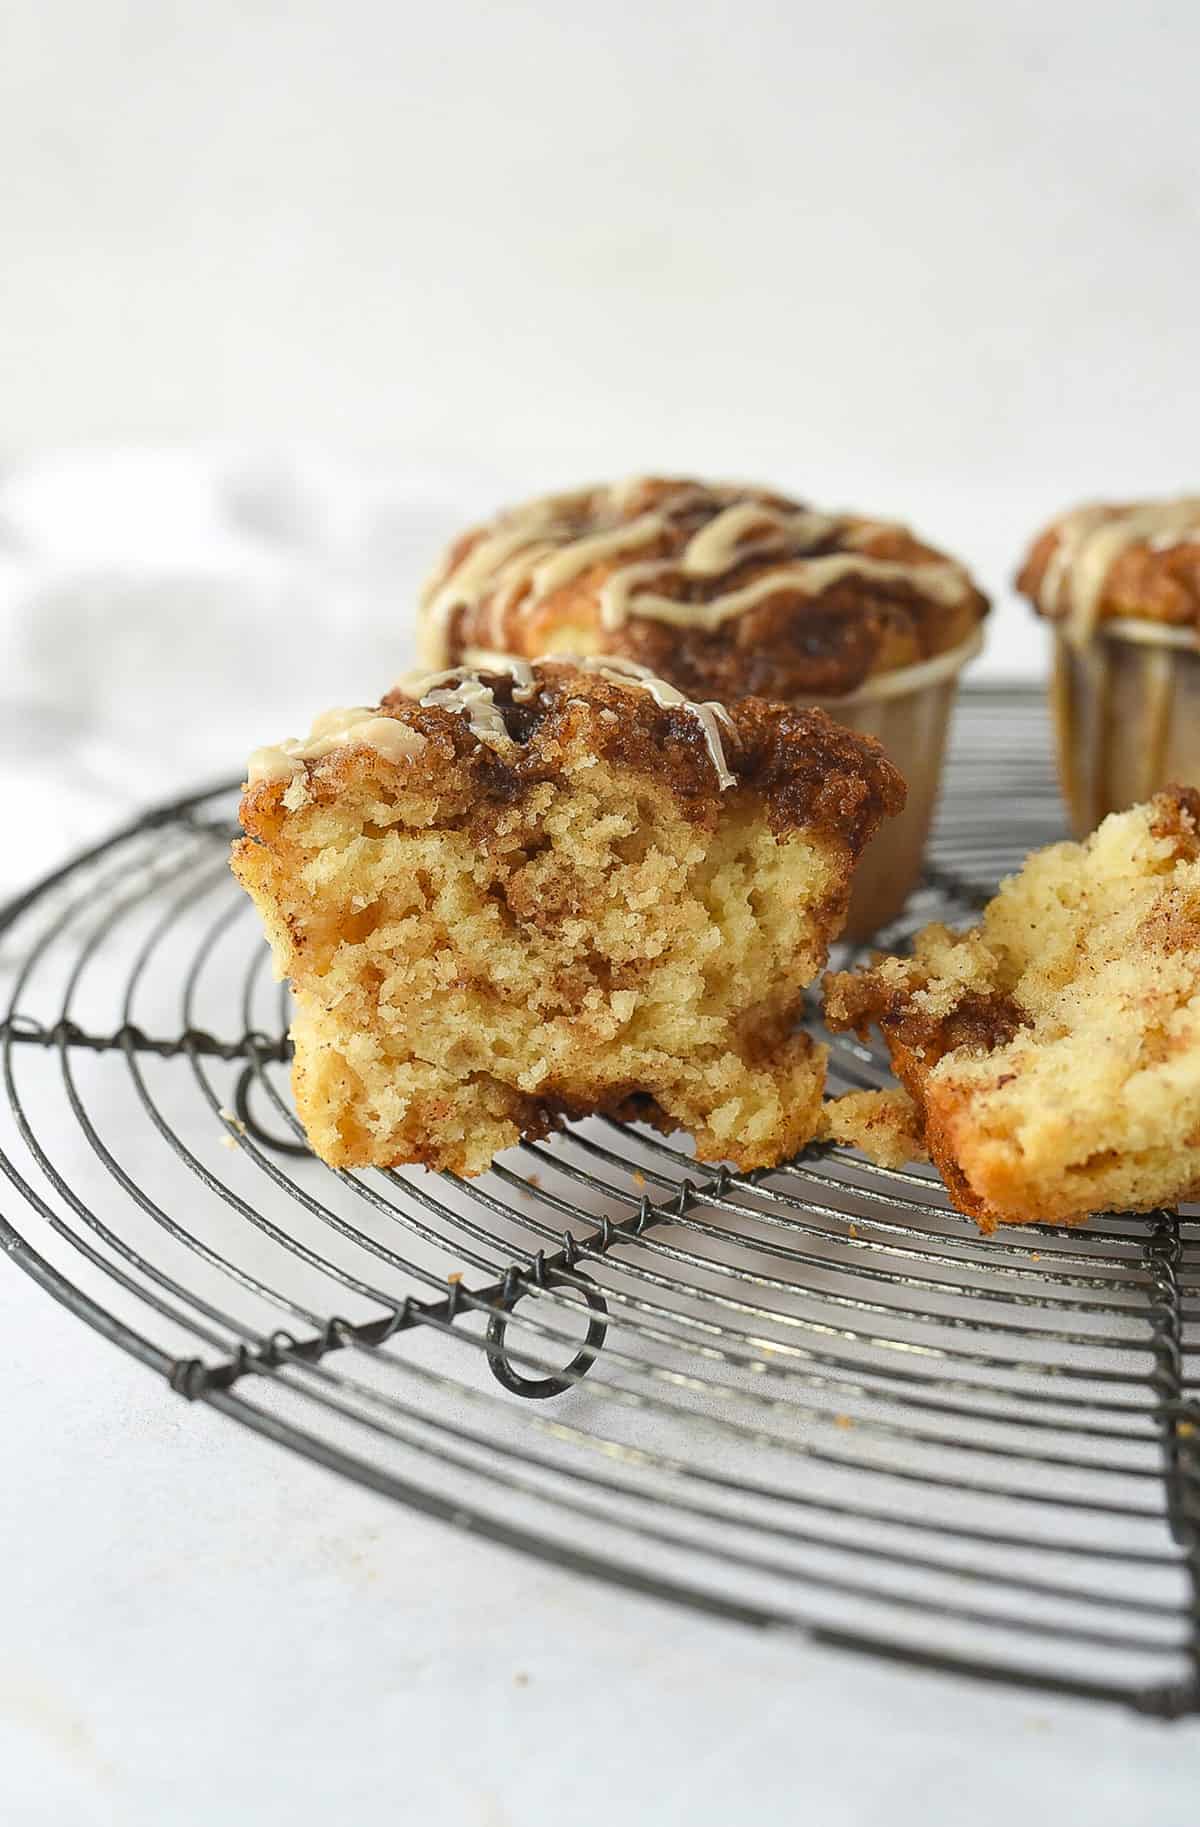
[2,0,1199,693]
[2,2,1199,1820]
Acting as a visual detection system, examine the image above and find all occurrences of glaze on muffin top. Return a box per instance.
[1018,497,1200,645]
[243,656,905,851]
[419,478,988,700]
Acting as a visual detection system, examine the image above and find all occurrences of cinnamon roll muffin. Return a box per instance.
[233,657,903,1176]
[419,477,988,936]
[1018,496,1200,836]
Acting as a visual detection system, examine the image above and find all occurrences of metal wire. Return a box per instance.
[1,691,1197,1716]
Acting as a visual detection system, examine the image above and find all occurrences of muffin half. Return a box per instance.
[233,657,904,1176]
[1018,496,1200,836]
[419,477,987,938]
[824,788,1200,1229]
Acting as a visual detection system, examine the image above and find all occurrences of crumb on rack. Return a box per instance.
[818,1088,926,1169]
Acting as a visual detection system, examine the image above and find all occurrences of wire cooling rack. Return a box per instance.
[2,689,1197,1716]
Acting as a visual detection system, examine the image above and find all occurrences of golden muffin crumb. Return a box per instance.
[820,1088,927,1169]
[233,659,904,1176]
[823,788,1200,1228]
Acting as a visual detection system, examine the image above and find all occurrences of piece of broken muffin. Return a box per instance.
[823,788,1200,1228]
[233,657,904,1176]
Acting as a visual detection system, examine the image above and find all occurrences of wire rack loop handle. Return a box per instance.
[486,1264,609,1400]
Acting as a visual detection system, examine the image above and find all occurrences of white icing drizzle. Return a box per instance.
[839,518,906,550]
[1039,498,1200,646]
[531,511,666,597]
[247,706,428,787]
[417,675,512,748]
[594,559,678,629]
[541,652,738,790]
[420,479,977,668]
[249,647,742,800]
[606,473,655,512]
[421,506,575,665]
[398,651,739,790]
[391,660,539,750]
[601,555,969,634]
[680,504,838,577]
[394,658,539,700]
[486,540,560,647]
[456,648,544,678]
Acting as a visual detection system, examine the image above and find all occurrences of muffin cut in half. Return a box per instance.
[418,475,987,939]
[823,789,1200,1228]
[233,657,904,1176]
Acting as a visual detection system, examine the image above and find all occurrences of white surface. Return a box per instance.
[3,1264,1199,1827]
[4,1258,1198,1827]
[2,455,1199,1819]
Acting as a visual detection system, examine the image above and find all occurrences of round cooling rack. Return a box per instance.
[2,689,1197,1716]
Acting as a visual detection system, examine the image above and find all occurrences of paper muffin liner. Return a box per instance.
[1050,620,1200,839]
[807,628,983,940]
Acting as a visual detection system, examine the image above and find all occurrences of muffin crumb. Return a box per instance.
[820,1087,927,1168]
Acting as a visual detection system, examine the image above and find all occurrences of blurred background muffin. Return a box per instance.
[1017,497,1200,836]
[419,476,989,936]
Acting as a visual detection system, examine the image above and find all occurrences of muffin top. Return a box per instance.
[419,477,988,700]
[1017,496,1200,644]
[244,655,905,850]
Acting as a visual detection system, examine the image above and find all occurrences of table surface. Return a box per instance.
[2,467,1198,1822]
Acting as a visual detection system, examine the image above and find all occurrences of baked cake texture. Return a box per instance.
[823,789,1200,1228]
[1018,497,1200,642]
[819,1088,926,1170]
[233,657,904,1176]
[420,476,988,703]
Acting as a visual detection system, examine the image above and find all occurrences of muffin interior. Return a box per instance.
[234,662,904,1176]
[824,788,1200,1226]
